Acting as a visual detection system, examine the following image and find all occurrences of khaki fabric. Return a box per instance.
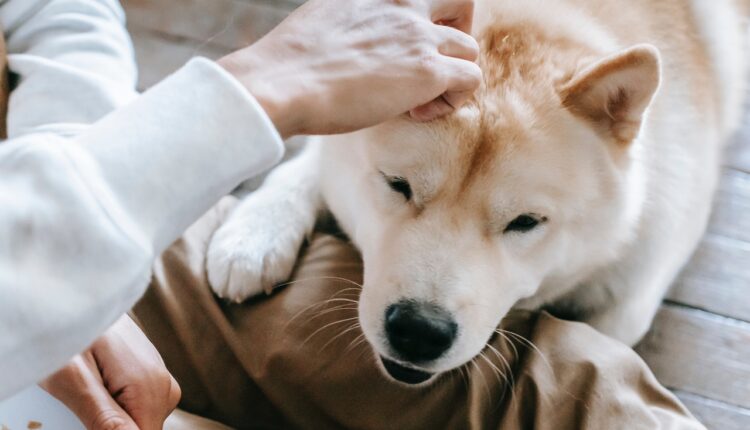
[165,409,233,430]
[134,196,704,430]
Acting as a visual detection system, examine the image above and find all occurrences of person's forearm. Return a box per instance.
[0,0,482,400]
[0,58,284,400]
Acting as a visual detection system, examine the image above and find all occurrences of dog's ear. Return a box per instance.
[560,44,661,145]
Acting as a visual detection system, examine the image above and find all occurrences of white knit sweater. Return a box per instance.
[0,0,284,398]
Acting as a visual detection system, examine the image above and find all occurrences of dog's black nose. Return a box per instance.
[384,300,457,362]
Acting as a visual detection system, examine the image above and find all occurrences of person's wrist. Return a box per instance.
[218,50,301,139]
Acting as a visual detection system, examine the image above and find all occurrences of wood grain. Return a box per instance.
[725,94,750,173]
[636,304,750,409]
[667,233,750,322]
[726,138,750,173]
[122,0,294,51]
[708,168,750,243]
[675,390,750,430]
[128,24,230,90]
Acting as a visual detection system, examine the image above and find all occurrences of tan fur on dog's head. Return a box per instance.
[334,19,661,383]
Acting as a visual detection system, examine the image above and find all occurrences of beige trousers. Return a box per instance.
[135,197,703,430]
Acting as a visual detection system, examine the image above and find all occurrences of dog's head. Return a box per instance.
[337,27,660,384]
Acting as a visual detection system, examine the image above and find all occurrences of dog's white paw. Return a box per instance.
[206,194,310,302]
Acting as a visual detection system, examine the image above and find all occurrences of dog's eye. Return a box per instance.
[504,214,546,233]
[383,174,412,201]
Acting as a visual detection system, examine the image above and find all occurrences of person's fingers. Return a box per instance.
[92,316,180,430]
[40,355,139,430]
[94,351,169,430]
[119,375,180,430]
[436,24,479,61]
[429,0,475,33]
[439,56,482,110]
[410,97,454,121]
[167,375,183,413]
[409,56,481,121]
[442,87,477,110]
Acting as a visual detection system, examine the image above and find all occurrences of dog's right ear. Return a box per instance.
[560,44,661,145]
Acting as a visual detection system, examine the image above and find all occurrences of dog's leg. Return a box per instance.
[574,244,696,346]
[207,142,321,302]
[577,278,669,347]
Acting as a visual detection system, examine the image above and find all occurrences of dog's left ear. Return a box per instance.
[560,44,661,145]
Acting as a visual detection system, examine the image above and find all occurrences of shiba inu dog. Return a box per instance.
[207,0,748,385]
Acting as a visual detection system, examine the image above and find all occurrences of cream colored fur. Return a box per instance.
[207,0,747,377]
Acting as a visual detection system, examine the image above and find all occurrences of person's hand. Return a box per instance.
[219,0,482,138]
[39,315,181,430]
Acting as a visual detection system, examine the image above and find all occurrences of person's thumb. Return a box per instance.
[40,355,139,430]
[78,389,139,430]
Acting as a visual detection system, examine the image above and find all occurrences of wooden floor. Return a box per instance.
[122,0,750,428]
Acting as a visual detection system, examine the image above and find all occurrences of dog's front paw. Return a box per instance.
[206,197,309,302]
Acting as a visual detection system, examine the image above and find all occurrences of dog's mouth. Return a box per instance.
[380,357,434,385]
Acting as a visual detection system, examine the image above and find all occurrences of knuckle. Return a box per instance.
[146,368,173,392]
[393,14,420,37]
[392,11,432,39]
[466,38,480,58]
[91,411,131,430]
[444,29,480,58]
[115,385,143,406]
[417,52,436,70]
[168,378,182,409]
[44,357,87,387]
[471,64,484,84]
[417,53,443,80]
[57,361,83,377]
[466,62,483,80]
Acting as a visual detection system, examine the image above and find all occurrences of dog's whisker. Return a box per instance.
[486,343,515,393]
[479,351,513,410]
[330,286,364,294]
[300,316,361,347]
[459,364,470,392]
[344,332,367,355]
[295,304,358,328]
[319,323,362,352]
[485,344,518,409]
[289,297,359,322]
[482,350,516,413]
[470,358,491,403]
[328,294,361,300]
[321,297,359,303]
[496,330,520,362]
[305,302,358,317]
[354,339,375,361]
[285,289,358,328]
[479,352,505,388]
[447,366,457,388]
[273,276,363,290]
[285,300,333,328]
[284,301,355,331]
[327,288,363,300]
[496,328,552,373]
[487,335,518,394]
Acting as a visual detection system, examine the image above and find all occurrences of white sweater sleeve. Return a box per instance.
[1,0,139,137]
[0,1,285,399]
